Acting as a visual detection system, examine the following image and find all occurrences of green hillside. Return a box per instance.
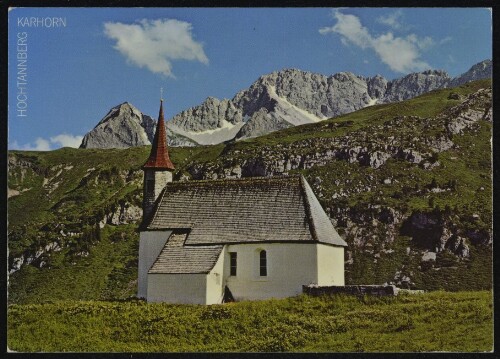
[7,79,492,304]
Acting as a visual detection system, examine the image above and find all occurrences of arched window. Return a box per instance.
[259,250,267,277]
[229,252,237,276]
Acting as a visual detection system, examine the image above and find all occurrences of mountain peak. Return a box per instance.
[80,102,156,149]
[471,59,491,69]
[421,69,449,77]
[111,101,137,111]
[451,59,492,87]
[204,96,221,104]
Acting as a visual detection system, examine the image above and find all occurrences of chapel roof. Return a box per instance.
[146,175,347,247]
[143,99,175,170]
[149,232,223,274]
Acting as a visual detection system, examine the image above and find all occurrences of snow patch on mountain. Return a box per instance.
[168,120,245,145]
[366,98,378,107]
[267,85,325,124]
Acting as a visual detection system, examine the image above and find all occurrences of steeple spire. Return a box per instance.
[143,98,175,170]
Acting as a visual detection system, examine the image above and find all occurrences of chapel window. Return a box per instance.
[229,252,237,276]
[259,250,267,277]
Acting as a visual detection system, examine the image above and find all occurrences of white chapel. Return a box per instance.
[137,99,347,304]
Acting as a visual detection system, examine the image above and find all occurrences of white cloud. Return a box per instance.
[373,33,430,73]
[10,138,51,151]
[104,18,209,77]
[377,10,404,30]
[10,133,83,151]
[439,36,453,45]
[320,11,371,48]
[50,134,83,148]
[320,10,433,73]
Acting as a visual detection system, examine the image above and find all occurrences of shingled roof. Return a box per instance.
[146,175,347,247]
[149,231,223,274]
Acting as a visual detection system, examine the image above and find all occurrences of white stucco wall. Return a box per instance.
[205,251,225,304]
[140,239,344,304]
[223,243,328,301]
[316,244,345,286]
[147,273,207,304]
[144,248,225,305]
[137,230,171,299]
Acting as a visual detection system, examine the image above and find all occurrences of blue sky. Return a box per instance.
[8,7,492,150]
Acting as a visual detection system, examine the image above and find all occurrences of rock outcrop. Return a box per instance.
[234,108,292,140]
[382,70,450,103]
[166,97,244,145]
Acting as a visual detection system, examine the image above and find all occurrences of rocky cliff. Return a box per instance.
[381,70,450,103]
[186,87,492,181]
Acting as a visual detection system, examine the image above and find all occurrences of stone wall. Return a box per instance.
[303,284,399,297]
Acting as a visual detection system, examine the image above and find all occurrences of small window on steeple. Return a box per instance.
[147,179,154,192]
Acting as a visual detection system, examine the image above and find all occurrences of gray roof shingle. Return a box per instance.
[149,232,223,274]
[146,175,347,247]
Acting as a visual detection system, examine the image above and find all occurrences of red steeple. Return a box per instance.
[143,99,175,170]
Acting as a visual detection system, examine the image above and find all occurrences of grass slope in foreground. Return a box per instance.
[8,291,492,352]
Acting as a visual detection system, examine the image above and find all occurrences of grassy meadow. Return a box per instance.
[8,291,493,353]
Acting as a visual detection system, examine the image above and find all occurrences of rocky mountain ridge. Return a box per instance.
[80,60,491,149]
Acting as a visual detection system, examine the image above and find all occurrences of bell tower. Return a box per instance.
[142,96,175,224]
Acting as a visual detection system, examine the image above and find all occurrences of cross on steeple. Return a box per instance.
[160,87,163,101]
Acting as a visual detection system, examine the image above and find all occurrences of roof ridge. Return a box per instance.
[300,175,348,247]
[167,174,302,187]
